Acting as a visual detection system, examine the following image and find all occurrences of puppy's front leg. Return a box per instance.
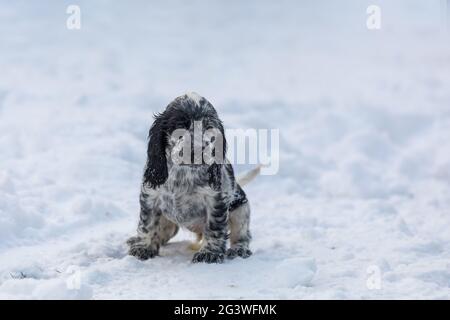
[226,202,252,259]
[192,193,228,264]
[127,194,173,260]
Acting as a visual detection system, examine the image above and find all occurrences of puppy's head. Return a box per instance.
[144,93,227,188]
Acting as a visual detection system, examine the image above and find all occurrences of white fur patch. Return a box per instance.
[185,91,203,106]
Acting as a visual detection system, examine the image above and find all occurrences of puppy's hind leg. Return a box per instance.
[159,216,179,245]
[226,202,252,259]
[188,233,203,251]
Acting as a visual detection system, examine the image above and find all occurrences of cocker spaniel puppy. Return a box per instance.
[127,92,258,263]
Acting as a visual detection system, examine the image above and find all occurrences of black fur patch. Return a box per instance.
[229,183,248,212]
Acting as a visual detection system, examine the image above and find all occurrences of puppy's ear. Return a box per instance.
[208,163,222,191]
[218,120,227,160]
[208,120,227,191]
[211,119,227,163]
[143,113,168,188]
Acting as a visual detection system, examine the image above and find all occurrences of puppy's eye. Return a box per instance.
[206,126,214,130]
[210,136,216,142]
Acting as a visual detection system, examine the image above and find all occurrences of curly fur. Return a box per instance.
[127,92,253,263]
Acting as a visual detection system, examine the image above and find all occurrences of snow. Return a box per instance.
[0,0,450,299]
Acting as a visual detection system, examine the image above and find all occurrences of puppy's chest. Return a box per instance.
[146,170,214,226]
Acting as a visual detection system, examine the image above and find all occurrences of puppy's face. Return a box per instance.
[144,94,227,188]
[167,117,224,167]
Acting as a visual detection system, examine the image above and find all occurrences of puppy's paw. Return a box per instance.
[128,243,158,261]
[126,236,141,246]
[226,247,252,259]
[192,250,225,264]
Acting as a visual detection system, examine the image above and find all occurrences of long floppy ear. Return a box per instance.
[208,163,222,191]
[207,119,227,191]
[218,120,227,161]
[143,113,168,188]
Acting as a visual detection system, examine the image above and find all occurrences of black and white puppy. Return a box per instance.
[127,92,255,263]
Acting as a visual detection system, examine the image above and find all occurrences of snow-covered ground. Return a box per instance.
[1,0,450,299]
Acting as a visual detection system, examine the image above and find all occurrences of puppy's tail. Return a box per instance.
[236,164,263,187]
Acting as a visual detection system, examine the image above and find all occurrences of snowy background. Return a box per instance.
[0,0,450,299]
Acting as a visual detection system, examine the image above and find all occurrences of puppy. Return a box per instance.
[127,92,256,263]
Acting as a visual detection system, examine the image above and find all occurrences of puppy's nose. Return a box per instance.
[191,137,204,164]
